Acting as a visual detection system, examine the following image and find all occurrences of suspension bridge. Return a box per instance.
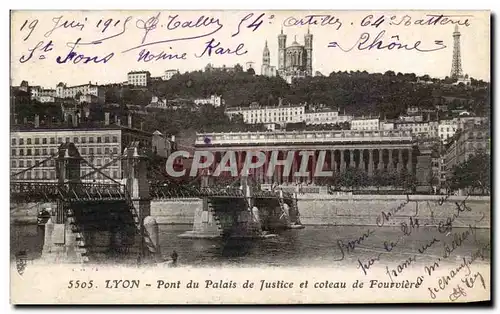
[10,142,303,264]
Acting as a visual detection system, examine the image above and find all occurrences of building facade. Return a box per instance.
[56,82,105,105]
[163,69,180,80]
[194,95,223,107]
[351,118,380,131]
[444,125,490,182]
[10,126,153,183]
[127,71,151,87]
[395,121,439,139]
[438,119,458,143]
[195,130,416,185]
[277,29,313,83]
[225,103,306,125]
[261,41,277,77]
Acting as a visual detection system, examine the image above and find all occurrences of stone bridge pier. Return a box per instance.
[179,175,263,239]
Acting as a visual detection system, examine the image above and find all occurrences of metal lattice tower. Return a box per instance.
[450,25,463,79]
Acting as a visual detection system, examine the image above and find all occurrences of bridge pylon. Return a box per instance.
[123,142,160,261]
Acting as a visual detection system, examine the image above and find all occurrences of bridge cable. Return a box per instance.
[80,158,122,185]
[79,155,123,181]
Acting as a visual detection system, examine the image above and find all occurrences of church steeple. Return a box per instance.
[262,40,270,66]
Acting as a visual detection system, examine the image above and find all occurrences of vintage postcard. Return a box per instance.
[9,10,491,304]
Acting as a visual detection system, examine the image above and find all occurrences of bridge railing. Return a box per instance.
[10,181,127,202]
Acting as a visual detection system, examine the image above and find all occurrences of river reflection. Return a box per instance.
[11,224,491,268]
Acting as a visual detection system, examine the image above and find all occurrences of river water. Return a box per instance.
[11,224,491,270]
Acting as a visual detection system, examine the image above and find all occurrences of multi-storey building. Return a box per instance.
[395,121,439,138]
[194,95,223,107]
[10,123,153,183]
[127,71,151,87]
[351,117,380,131]
[438,119,458,143]
[225,103,306,125]
[56,82,105,104]
[304,108,353,125]
[163,69,180,80]
[444,124,490,181]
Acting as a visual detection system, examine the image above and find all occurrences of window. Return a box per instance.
[81,147,87,155]
[19,160,24,167]
[113,171,118,179]
[97,137,102,143]
[89,137,94,143]
[105,148,110,154]
[42,138,47,144]
[50,148,55,155]
[11,160,16,167]
[105,136,110,143]
[11,149,16,156]
[35,149,40,156]
[35,138,39,144]
[96,159,102,166]
[73,137,79,143]
[11,138,16,145]
[58,138,62,144]
[19,138,24,145]
[19,149,24,156]
[27,160,32,167]
[97,148,102,154]
[27,149,32,156]
[27,138,32,145]
[42,148,47,155]
[89,148,94,155]
[50,171,56,179]
[26,172,31,180]
[50,137,55,144]
[65,137,70,143]
[81,137,86,143]
[113,148,118,154]
[42,171,47,179]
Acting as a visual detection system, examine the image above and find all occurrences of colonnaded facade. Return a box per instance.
[194,130,417,185]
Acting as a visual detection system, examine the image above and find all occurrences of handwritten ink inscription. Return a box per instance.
[14,11,475,66]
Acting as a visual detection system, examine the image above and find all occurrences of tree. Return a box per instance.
[234,63,244,72]
[449,152,490,195]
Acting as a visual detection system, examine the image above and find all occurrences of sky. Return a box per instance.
[10,10,490,88]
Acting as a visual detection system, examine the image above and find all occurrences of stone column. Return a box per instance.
[378,149,384,171]
[237,151,244,176]
[407,148,413,174]
[277,151,283,185]
[368,149,374,175]
[397,149,403,172]
[349,150,355,168]
[340,149,346,172]
[264,151,270,184]
[291,151,298,184]
[359,149,365,170]
[310,151,317,184]
[388,149,393,171]
[331,149,337,173]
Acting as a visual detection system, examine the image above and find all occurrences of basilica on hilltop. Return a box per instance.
[261,29,313,84]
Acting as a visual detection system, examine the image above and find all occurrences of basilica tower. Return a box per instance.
[304,28,313,76]
[278,28,287,72]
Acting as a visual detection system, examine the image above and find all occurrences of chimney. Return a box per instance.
[117,118,121,126]
[105,112,110,125]
[128,114,132,128]
[34,115,39,128]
